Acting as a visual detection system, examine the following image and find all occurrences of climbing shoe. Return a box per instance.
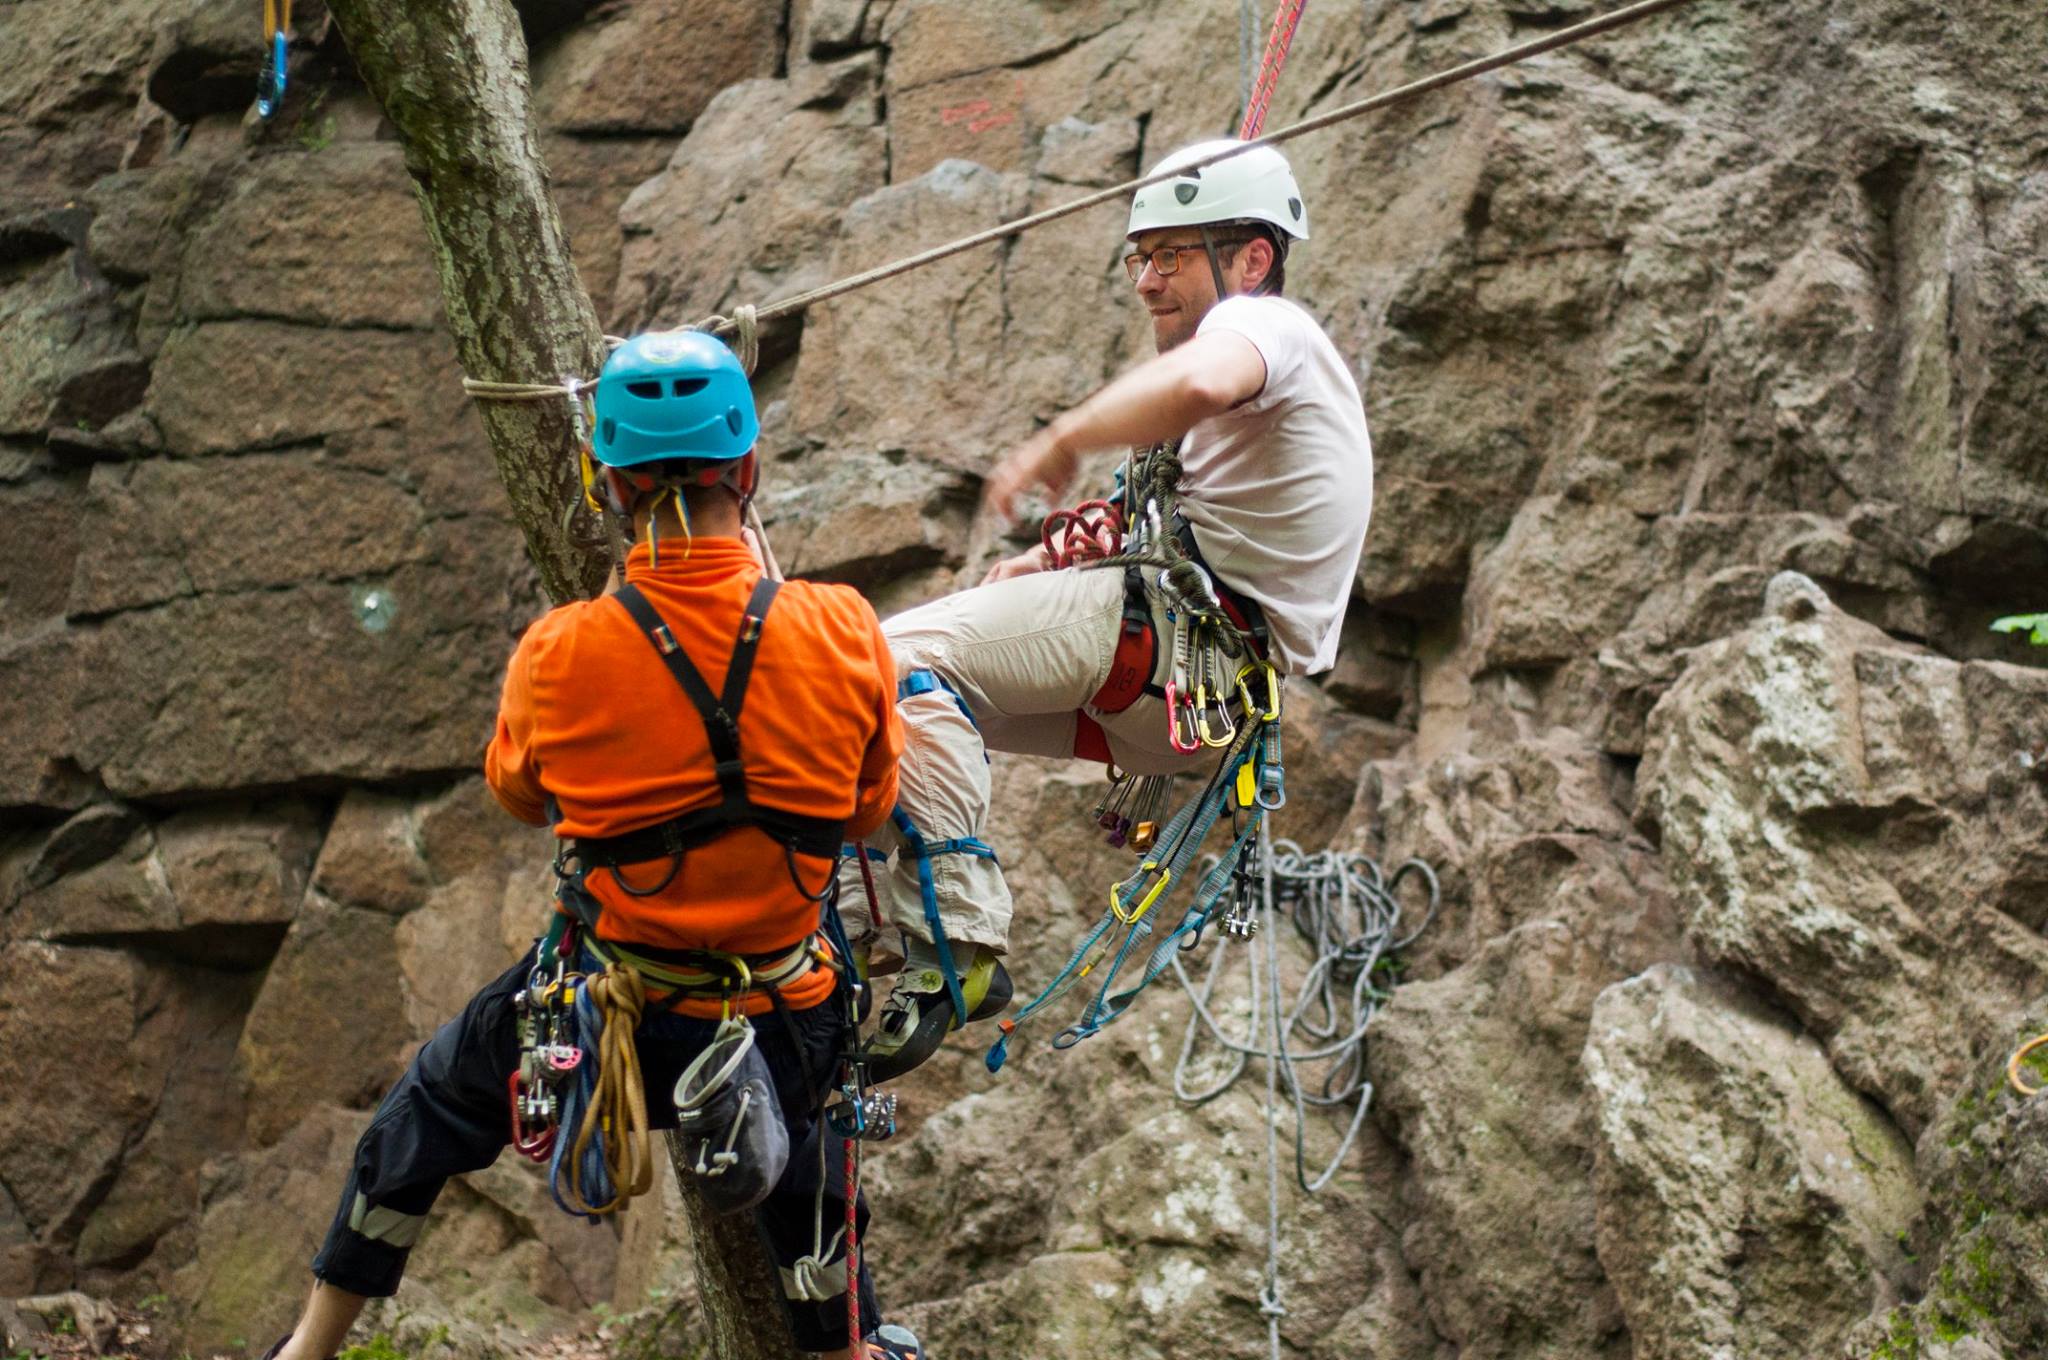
[863,938,1012,1084]
[866,1322,927,1359]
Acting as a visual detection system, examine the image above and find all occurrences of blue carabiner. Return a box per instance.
[256,31,288,120]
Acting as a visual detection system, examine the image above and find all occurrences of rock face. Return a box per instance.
[4,0,2048,1357]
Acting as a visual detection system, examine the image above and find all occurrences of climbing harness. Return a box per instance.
[552,576,848,922]
[256,0,290,120]
[859,668,1002,1047]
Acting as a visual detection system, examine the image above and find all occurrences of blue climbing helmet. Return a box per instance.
[591,331,758,469]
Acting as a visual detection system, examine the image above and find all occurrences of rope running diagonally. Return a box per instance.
[1238,0,1309,140]
[459,0,1696,398]
[673,0,1699,342]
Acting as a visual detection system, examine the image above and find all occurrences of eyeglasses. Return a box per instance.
[1122,237,1255,282]
[1123,244,1201,282]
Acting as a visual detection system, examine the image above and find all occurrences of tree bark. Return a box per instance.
[326,0,607,605]
[322,2,810,1355]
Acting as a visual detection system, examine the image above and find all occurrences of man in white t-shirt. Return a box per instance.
[847,140,1374,1081]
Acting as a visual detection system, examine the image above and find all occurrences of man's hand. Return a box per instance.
[980,543,1053,586]
[983,428,1077,525]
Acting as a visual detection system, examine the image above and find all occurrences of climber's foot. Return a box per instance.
[863,939,1011,1084]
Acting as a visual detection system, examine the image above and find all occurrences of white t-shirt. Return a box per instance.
[1177,295,1373,675]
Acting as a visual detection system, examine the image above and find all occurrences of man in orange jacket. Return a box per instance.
[266,332,924,1360]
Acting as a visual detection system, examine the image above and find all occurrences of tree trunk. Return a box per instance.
[322,2,809,1355]
[325,0,607,605]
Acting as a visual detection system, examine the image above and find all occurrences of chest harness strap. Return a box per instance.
[563,579,848,918]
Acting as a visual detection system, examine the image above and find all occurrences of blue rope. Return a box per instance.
[546,981,618,1222]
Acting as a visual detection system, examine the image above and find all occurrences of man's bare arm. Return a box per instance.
[984,330,1266,522]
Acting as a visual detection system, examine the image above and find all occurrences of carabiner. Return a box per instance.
[1194,682,1237,749]
[1166,681,1201,753]
[256,31,288,120]
[1111,863,1173,924]
[1237,663,1282,722]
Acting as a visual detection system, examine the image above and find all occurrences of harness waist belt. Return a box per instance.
[571,805,846,867]
[582,931,825,997]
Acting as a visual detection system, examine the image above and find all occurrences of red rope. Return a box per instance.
[845,1131,861,1355]
[1238,0,1310,139]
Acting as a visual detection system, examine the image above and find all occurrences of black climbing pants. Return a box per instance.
[311,943,878,1352]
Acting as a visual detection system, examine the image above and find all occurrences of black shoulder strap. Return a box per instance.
[613,577,781,816]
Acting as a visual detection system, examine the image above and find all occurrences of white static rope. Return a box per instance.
[1258,835,1287,1360]
[787,1131,850,1302]
[1172,843,1436,1358]
[1172,843,1439,1187]
[1239,0,1259,133]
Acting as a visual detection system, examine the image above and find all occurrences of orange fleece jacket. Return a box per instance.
[486,536,901,1013]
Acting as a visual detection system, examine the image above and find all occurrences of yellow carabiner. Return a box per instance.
[1237,663,1281,722]
[1111,863,1173,924]
[1195,689,1236,749]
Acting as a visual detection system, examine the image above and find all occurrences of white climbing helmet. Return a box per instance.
[1126,139,1310,242]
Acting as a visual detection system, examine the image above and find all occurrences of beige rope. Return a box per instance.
[465,0,1698,395]
[681,0,1700,339]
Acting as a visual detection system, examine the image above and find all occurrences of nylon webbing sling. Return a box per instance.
[575,578,843,865]
[618,576,776,817]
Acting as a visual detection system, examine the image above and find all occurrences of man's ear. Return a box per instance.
[735,450,760,500]
[1239,236,1276,293]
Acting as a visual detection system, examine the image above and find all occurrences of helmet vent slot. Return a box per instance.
[624,381,662,399]
[726,407,744,435]
[673,378,709,397]
[601,417,616,443]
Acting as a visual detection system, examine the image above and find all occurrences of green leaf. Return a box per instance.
[1990,614,2048,646]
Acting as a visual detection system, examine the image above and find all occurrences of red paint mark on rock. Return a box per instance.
[941,98,993,126]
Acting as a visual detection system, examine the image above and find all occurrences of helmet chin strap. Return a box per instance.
[1197,224,1232,301]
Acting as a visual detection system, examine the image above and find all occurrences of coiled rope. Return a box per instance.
[1173,841,1436,1360]
[549,963,657,1218]
[1173,842,1438,1190]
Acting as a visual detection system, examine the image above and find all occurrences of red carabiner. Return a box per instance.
[508,1072,556,1161]
[1166,681,1201,754]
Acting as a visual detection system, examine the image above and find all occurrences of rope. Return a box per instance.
[550,964,656,1217]
[1238,0,1308,139]
[2009,1032,2048,1097]
[1172,842,1438,1192]
[671,0,1698,341]
[1257,837,1286,1360]
[1238,0,1259,134]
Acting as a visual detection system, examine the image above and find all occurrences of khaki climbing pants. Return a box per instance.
[835,565,1207,961]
